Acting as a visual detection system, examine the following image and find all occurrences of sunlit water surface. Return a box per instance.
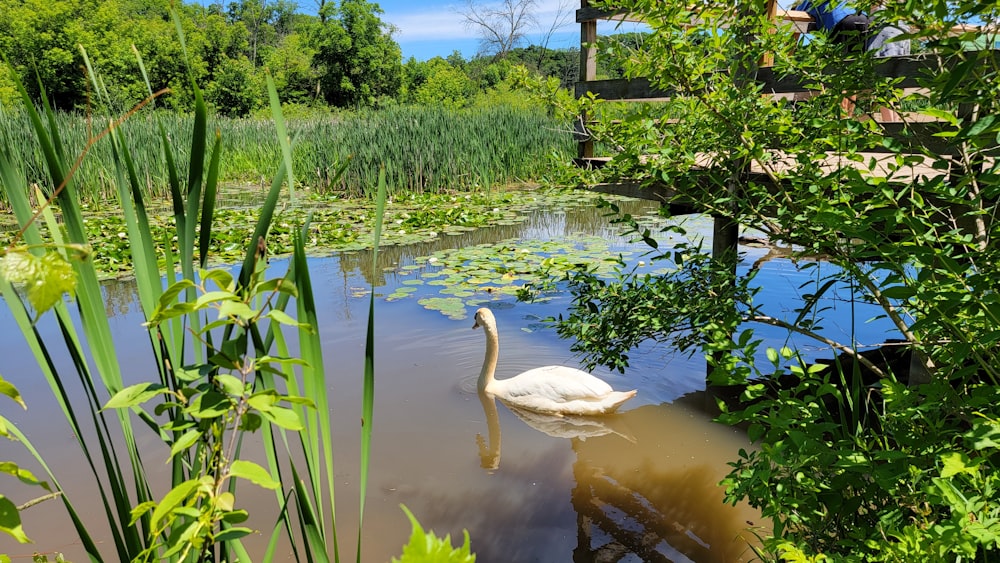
[1,199,897,562]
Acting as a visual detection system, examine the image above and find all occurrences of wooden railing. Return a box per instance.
[575,1,998,164]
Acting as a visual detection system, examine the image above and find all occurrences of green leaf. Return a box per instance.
[0,495,30,543]
[964,114,997,139]
[215,526,253,542]
[103,382,169,410]
[229,460,279,490]
[392,504,475,563]
[0,251,35,285]
[238,412,262,432]
[201,268,235,290]
[129,500,157,527]
[966,419,1000,450]
[940,452,980,478]
[0,461,48,490]
[253,277,298,298]
[214,374,247,396]
[218,300,257,321]
[217,491,235,511]
[155,279,196,309]
[257,405,304,431]
[0,251,77,316]
[766,347,779,364]
[186,391,231,419]
[151,479,201,530]
[195,290,239,309]
[265,309,305,328]
[246,390,279,410]
[220,509,249,524]
[0,376,26,409]
[168,430,203,461]
[256,355,310,369]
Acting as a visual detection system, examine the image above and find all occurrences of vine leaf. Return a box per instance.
[0,495,30,543]
[0,250,77,319]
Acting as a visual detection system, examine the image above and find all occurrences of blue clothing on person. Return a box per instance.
[794,1,856,32]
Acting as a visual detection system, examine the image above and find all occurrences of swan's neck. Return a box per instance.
[479,324,499,393]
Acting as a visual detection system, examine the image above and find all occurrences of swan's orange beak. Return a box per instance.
[472,317,481,330]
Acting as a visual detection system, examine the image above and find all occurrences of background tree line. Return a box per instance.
[0,0,637,116]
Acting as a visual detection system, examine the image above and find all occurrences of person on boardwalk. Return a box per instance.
[792,1,910,56]
[794,1,871,50]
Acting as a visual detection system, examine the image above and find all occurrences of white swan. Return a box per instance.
[472,307,637,416]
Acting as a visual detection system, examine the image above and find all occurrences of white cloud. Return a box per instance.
[385,0,579,42]
[385,5,474,42]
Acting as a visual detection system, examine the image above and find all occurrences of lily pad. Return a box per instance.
[418,297,468,319]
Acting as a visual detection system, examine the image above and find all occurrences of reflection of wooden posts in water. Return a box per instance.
[572,462,671,562]
[567,403,762,562]
[474,392,761,560]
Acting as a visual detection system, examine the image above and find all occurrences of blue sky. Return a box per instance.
[264,0,648,61]
[377,0,580,60]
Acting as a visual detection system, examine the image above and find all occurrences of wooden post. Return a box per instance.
[578,0,597,161]
[707,3,762,393]
[759,0,779,67]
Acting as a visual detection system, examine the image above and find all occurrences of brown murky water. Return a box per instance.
[1,202,767,562]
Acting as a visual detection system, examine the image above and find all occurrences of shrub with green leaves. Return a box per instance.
[545,0,1000,560]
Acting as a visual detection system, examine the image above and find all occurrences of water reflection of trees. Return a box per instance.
[102,277,140,317]
[338,199,665,288]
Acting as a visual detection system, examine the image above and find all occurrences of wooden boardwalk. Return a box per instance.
[579,150,952,205]
[573,2,996,208]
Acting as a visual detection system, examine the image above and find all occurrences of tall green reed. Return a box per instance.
[0,103,575,207]
[0,14,387,562]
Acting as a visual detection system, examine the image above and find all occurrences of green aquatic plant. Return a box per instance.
[0,376,52,545]
[0,104,574,208]
[392,505,475,563]
[0,15,410,562]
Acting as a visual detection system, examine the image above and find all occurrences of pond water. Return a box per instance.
[0,197,899,562]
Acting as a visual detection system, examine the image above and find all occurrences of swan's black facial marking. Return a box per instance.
[472,308,491,330]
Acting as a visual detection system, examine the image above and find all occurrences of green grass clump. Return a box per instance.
[0,104,575,208]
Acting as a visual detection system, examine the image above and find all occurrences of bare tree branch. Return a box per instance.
[460,0,539,58]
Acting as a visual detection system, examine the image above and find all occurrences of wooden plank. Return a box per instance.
[578,151,952,188]
[578,51,1000,99]
[576,7,644,24]
[759,50,1000,93]
[578,6,813,29]
[575,77,674,100]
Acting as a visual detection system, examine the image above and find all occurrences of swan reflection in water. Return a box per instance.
[476,391,635,471]
[475,390,764,562]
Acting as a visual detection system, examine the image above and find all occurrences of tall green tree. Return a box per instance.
[312,0,401,106]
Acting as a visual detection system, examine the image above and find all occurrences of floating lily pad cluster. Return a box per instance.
[0,188,568,278]
[0,188,704,305]
[381,229,681,320]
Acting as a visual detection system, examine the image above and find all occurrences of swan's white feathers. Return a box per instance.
[490,366,613,401]
[474,308,636,416]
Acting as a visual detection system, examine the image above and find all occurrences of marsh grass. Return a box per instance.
[0,21,391,561]
[0,104,574,207]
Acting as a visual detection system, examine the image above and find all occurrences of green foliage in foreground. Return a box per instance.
[0,376,51,545]
[0,16,464,561]
[393,505,475,563]
[540,0,1000,560]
